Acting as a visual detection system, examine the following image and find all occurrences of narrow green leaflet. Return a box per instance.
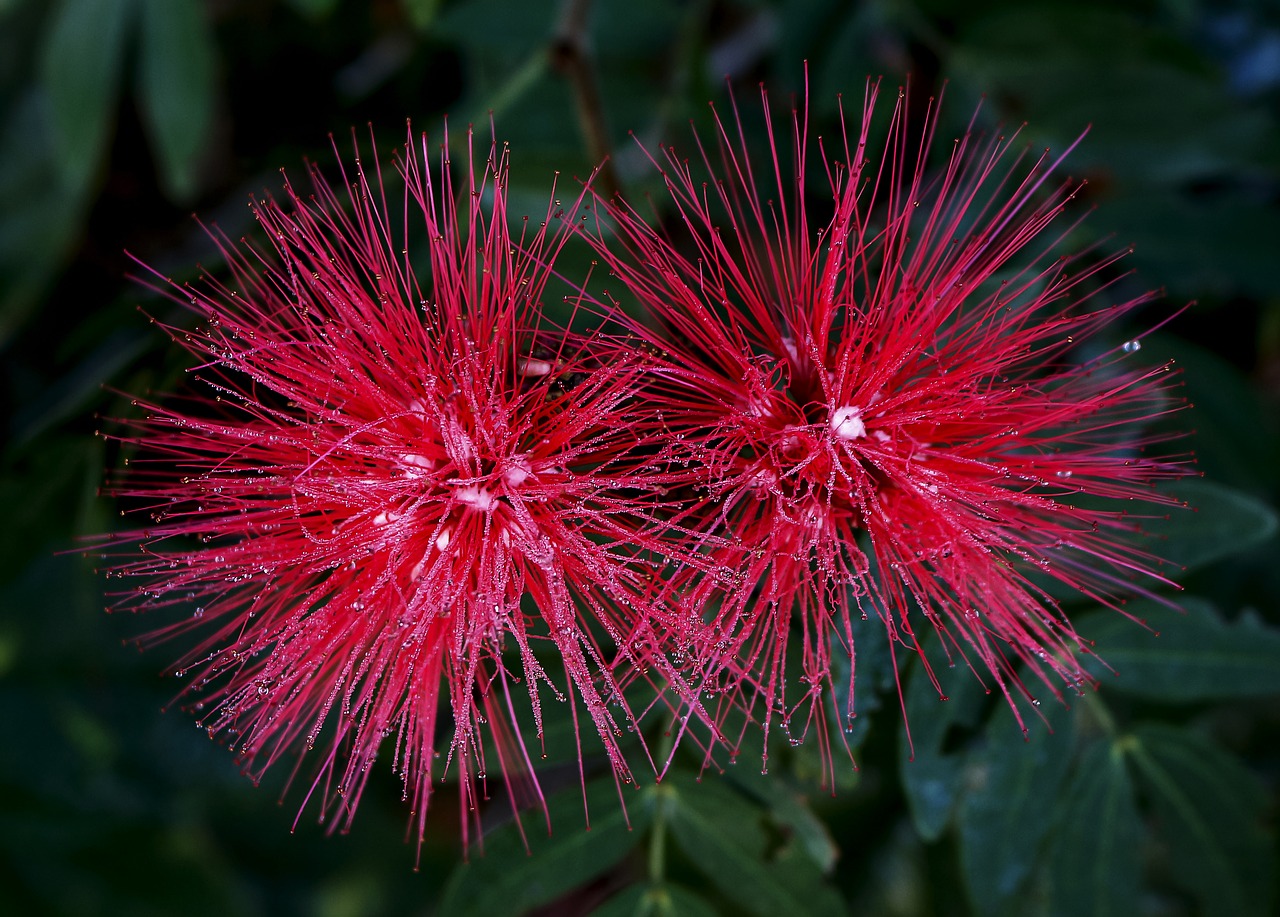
[898,644,987,841]
[434,0,558,65]
[1046,739,1142,917]
[1129,724,1274,917]
[0,91,86,348]
[1146,479,1277,572]
[1078,597,1280,701]
[775,620,868,793]
[590,882,719,917]
[664,774,846,917]
[1149,336,1280,493]
[958,698,1077,917]
[136,0,217,201]
[438,778,651,917]
[38,0,136,193]
[727,767,840,874]
[949,5,1277,191]
[285,0,341,18]
[1096,186,1280,301]
[401,0,442,30]
[1041,479,1277,607]
[835,608,895,753]
[11,328,149,451]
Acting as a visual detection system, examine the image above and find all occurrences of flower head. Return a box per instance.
[101,126,695,850]
[583,79,1187,771]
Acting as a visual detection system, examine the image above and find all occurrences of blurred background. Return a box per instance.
[1,0,1278,914]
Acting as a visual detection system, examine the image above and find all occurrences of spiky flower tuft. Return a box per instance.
[581,79,1188,774]
[100,127,701,850]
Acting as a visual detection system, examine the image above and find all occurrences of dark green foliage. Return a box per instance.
[958,699,1077,917]
[1046,739,1143,917]
[899,641,988,841]
[439,779,653,917]
[2,0,1278,914]
[1078,597,1280,701]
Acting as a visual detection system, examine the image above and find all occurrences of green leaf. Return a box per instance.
[39,0,136,193]
[136,0,217,201]
[401,0,441,31]
[1151,479,1277,571]
[838,608,895,751]
[785,611,884,791]
[958,698,1077,917]
[1078,597,1280,702]
[1045,739,1142,917]
[1129,724,1274,917]
[665,774,845,917]
[726,768,840,874]
[1035,479,1277,609]
[438,778,651,917]
[10,327,149,451]
[0,90,86,348]
[951,5,1275,183]
[590,882,719,917]
[898,642,987,841]
[1149,336,1280,491]
[1096,185,1280,301]
[434,0,557,60]
[285,0,341,19]
[945,3,1280,300]
[1078,478,1276,576]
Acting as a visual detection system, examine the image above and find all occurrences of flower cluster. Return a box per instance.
[102,128,711,848]
[100,83,1185,848]
[579,80,1188,777]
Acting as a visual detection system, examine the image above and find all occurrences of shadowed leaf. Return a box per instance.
[39,0,135,193]
[439,778,650,917]
[899,642,987,841]
[1046,738,1142,917]
[590,882,719,917]
[136,0,217,201]
[958,698,1077,916]
[665,774,845,917]
[1079,597,1280,701]
[1129,724,1274,917]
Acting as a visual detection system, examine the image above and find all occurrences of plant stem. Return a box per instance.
[648,789,670,883]
[647,727,678,884]
[551,0,620,199]
[1081,689,1119,736]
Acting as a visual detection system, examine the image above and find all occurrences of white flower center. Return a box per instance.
[503,459,532,488]
[454,485,495,511]
[830,406,866,440]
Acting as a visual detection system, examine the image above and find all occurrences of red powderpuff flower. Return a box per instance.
[582,79,1187,773]
[98,126,702,851]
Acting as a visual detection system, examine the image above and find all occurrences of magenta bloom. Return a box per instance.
[582,81,1186,768]
[102,128,695,848]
